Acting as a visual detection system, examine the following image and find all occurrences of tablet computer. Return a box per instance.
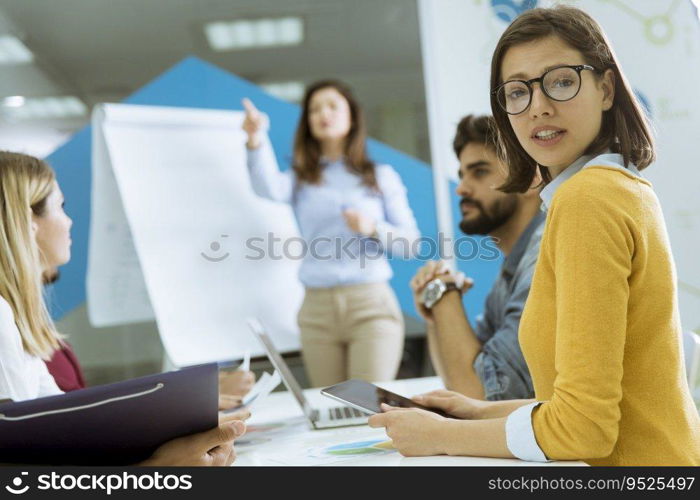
[320,379,450,418]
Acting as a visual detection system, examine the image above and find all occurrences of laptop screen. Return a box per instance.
[248,319,314,418]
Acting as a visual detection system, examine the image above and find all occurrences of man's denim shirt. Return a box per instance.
[473,211,546,400]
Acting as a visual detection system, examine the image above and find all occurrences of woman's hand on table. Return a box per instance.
[367,390,493,457]
[141,421,246,466]
[368,404,451,457]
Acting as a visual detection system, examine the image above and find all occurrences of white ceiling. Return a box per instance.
[0,0,429,159]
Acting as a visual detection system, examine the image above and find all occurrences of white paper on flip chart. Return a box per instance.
[87,103,304,366]
[88,106,155,325]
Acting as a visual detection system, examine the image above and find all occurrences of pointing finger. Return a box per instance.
[242,98,258,114]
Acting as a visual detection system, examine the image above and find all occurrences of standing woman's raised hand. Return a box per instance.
[241,98,267,149]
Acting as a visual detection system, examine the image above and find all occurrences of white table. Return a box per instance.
[235,376,585,466]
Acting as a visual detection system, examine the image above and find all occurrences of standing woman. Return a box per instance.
[368,6,700,465]
[243,80,420,386]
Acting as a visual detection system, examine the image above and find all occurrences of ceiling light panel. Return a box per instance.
[2,95,25,107]
[262,81,305,103]
[2,96,87,120]
[205,17,304,51]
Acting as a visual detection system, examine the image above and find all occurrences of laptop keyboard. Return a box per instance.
[328,406,366,420]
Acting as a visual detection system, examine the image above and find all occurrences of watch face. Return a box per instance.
[422,280,442,308]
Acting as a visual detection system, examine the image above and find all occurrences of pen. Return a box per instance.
[239,350,250,372]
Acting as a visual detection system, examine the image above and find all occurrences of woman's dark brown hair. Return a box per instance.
[292,79,377,190]
[490,5,655,193]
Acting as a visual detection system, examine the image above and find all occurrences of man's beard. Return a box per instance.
[458,195,518,235]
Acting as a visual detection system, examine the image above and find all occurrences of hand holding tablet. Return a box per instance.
[321,379,450,418]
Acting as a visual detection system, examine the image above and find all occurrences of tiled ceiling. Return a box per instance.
[0,0,429,158]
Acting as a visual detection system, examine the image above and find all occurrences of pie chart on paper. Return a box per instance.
[323,439,395,456]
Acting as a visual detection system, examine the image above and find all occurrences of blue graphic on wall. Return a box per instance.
[45,57,501,324]
[491,0,538,23]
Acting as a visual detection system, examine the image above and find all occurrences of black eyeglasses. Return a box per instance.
[492,64,598,115]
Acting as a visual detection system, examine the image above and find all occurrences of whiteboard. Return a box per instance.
[87,103,304,366]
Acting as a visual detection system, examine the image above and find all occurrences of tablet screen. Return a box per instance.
[321,379,449,417]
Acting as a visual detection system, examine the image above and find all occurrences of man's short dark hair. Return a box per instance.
[453,115,498,159]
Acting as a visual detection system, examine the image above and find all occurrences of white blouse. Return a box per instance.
[0,296,62,402]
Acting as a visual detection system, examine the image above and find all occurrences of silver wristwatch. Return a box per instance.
[421,278,461,309]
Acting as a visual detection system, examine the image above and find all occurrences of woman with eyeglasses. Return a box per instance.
[368,5,700,465]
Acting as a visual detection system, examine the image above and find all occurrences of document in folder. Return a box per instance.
[0,363,218,465]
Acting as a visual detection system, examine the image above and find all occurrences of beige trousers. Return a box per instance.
[298,282,405,387]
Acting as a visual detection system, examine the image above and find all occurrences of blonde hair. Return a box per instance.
[0,151,62,359]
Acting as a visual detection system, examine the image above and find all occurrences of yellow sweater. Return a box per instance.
[520,165,700,466]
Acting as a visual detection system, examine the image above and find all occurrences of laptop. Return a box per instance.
[247,318,369,429]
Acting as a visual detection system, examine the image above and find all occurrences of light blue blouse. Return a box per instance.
[246,135,420,288]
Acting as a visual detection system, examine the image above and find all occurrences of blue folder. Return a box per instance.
[0,363,218,465]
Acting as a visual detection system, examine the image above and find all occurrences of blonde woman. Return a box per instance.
[0,151,244,466]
